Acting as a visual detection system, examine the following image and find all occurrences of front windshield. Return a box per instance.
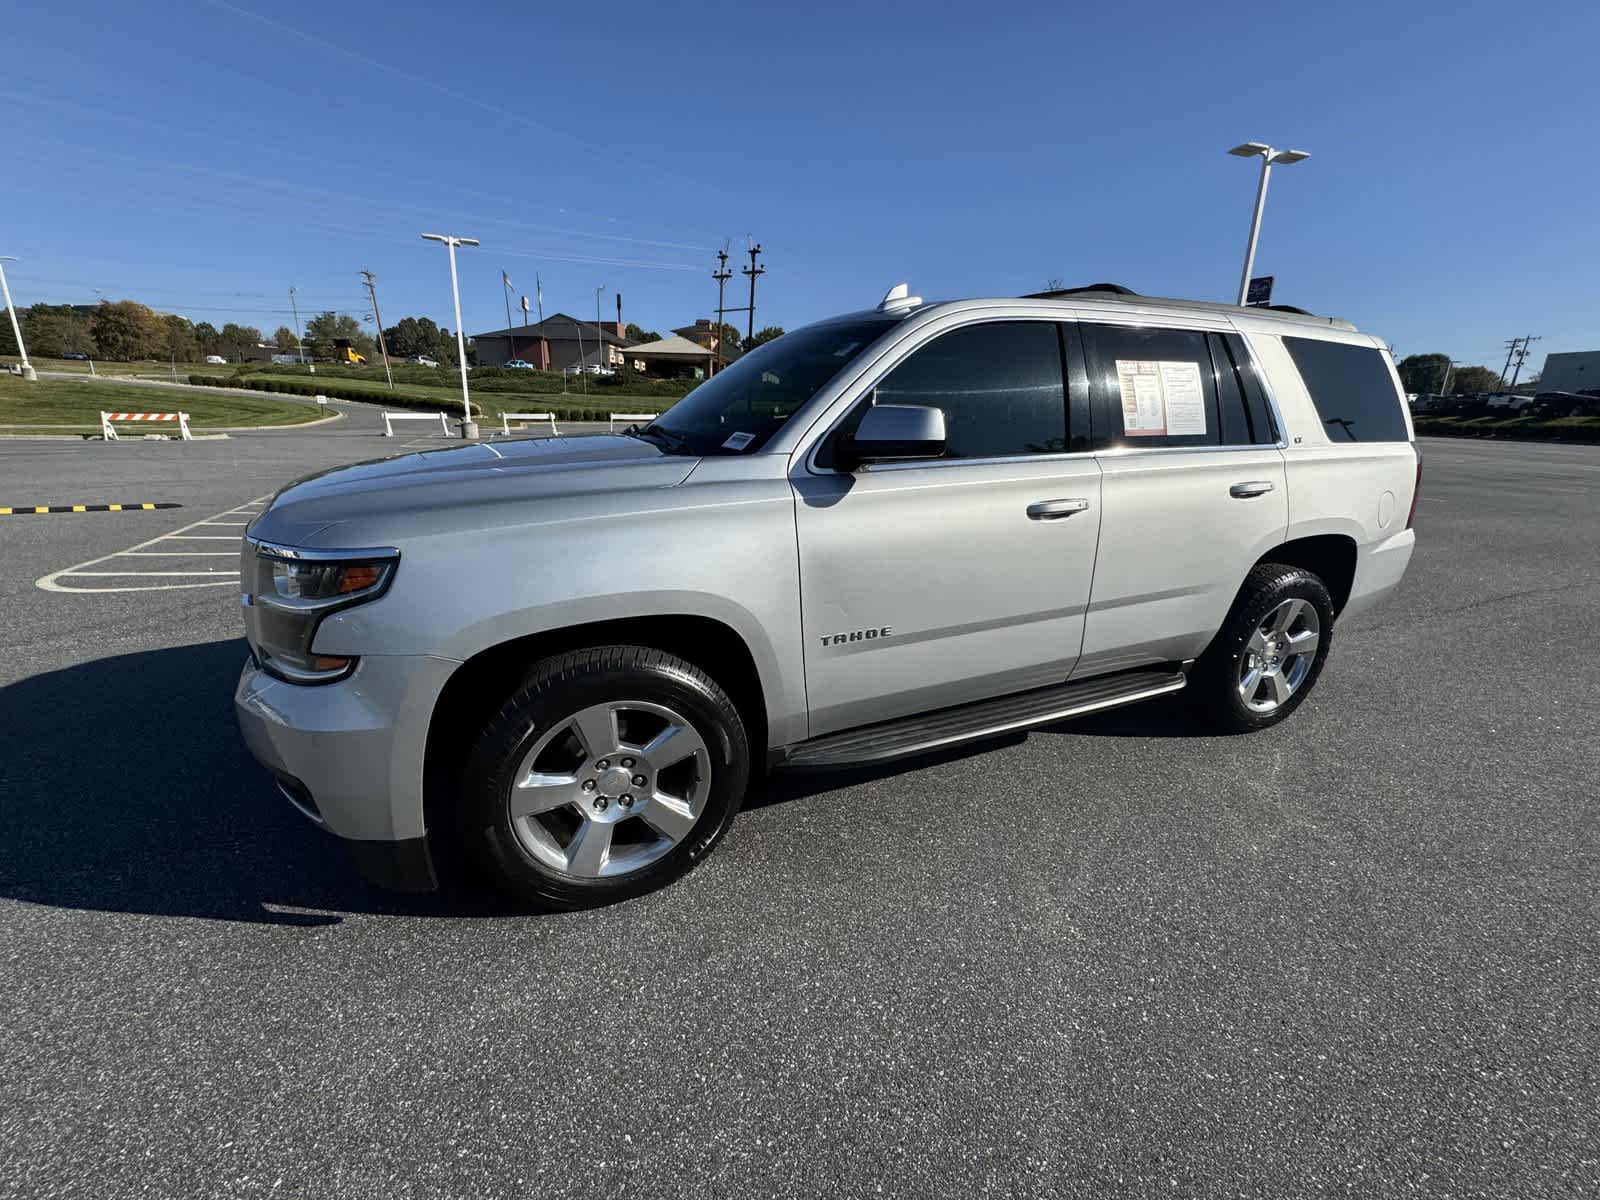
[644,317,898,455]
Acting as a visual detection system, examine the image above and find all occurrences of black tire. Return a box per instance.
[1189,563,1335,734]
[457,645,749,909]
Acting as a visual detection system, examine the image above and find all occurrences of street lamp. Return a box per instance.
[421,231,480,437]
[1228,142,1310,306]
[595,285,606,374]
[0,256,34,380]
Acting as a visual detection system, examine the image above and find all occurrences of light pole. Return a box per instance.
[1440,359,1459,397]
[421,232,480,436]
[0,256,34,380]
[1228,142,1310,306]
[595,285,606,374]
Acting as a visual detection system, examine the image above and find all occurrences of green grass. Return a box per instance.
[228,371,677,422]
[0,373,327,431]
[1,355,240,381]
[1414,413,1600,443]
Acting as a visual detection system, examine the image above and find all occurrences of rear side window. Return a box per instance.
[1082,323,1234,448]
[1282,337,1409,442]
[871,321,1068,459]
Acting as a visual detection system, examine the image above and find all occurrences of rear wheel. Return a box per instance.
[458,646,749,908]
[1190,564,1334,733]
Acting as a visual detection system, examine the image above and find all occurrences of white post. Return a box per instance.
[100,412,117,440]
[0,257,34,381]
[1237,155,1273,307]
[178,412,193,440]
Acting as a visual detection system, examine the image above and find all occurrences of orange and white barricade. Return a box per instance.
[101,411,193,441]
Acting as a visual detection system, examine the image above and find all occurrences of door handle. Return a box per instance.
[1026,498,1091,520]
[1229,481,1276,498]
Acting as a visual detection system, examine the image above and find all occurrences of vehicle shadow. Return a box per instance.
[0,640,510,927]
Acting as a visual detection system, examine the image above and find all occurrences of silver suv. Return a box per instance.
[237,284,1419,907]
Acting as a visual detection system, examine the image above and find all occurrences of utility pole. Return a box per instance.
[1508,335,1541,389]
[1499,337,1522,389]
[712,247,733,376]
[740,240,765,341]
[0,256,35,380]
[288,285,310,372]
[359,269,393,391]
[1440,360,1459,396]
[595,286,607,374]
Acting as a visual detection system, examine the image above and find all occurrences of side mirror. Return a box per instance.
[840,404,946,468]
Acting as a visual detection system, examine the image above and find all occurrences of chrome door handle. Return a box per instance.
[1229,481,1276,498]
[1027,498,1091,520]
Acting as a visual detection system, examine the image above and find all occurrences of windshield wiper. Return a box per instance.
[624,423,691,454]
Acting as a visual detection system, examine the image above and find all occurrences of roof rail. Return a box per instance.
[1022,282,1139,299]
[1015,285,1354,331]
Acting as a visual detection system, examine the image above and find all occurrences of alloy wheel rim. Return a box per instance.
[1238,598,1321,714]
[508,699,711,879]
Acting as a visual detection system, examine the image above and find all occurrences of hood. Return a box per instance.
[249,434,700,547]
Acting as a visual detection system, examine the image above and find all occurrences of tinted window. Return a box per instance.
[1225,333,1279,443]
[1082,324,1224,448]
[870,321,1067,459]
[1207,333,1253,445]
[1282,337,1409,442]
[647,315,898,455]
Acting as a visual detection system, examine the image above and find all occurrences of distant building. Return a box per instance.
[672,319,742,370]
[471,313,632,371]
[1538,351,1600,394]
[622,334,716,379]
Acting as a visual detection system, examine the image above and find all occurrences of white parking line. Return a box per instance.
[36,494,270,594]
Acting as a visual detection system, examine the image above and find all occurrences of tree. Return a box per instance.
[272,326,298,353]
[383,315,455,363]
[88,300,166,361]
[194,322,220,355]
[715,323,742,351]
[1449,366,1501,395]
[11,304,92,358]
[745,325,785,350]
[164,314,199,363]
[625,322,661,344]
[1397,353,1451,395]
[304,311,374,360]
[218,323,263,361]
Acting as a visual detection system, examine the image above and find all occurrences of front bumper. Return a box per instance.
[234,651,460,890]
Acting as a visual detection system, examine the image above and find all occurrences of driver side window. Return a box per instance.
[822,321,1068,466]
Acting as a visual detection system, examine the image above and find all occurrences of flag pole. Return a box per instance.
[502,271,515,363]
[536,272,547,372]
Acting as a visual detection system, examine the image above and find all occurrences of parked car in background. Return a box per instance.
[205,355,228,365]
[409,355,439,368]
[504,359,534,370]
[62,351,90,361]
[236,282,1419,909]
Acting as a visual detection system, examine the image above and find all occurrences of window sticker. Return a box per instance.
[721,430,756,451]
[1115,359,1207,437]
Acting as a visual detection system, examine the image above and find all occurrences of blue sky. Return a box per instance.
[4,0,1596,371]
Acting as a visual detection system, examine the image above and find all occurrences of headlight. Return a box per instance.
[244,540,399,684]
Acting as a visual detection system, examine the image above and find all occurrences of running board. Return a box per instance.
[778,668,1187,772]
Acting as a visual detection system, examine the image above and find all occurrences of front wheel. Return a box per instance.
[457,646,750,908]
[1190,564,1335,733]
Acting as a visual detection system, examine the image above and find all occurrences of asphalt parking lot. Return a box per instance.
[2,421,1596,1199]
